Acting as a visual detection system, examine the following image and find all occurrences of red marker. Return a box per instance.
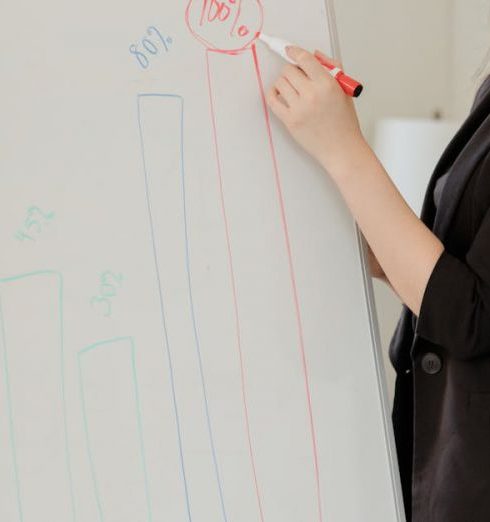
[259,33,364,98]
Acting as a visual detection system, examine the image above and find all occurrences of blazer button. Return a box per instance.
[421,353,442,375]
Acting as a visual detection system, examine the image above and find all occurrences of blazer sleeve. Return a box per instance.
[416,205,490,360]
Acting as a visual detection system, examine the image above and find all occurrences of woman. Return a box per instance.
[267,46,490,521]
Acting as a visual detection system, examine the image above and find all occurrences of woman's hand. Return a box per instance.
[267,47,365,173]
[266,46,445,316]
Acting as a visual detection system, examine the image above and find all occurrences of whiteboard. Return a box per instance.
[0,1,404,521]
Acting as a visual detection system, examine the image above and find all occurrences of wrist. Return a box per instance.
[318,134,372,182]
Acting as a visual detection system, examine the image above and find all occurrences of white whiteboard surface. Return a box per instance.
[0,1,404,521]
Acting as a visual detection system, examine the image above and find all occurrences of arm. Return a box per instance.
[266,47,444,316]
[415,208,490,360]
[366,243,390,284]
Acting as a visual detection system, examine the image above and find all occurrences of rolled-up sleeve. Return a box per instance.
[416,208,490,360]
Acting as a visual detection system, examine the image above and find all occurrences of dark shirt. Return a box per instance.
[432,170,449,209]
[389,75,490,522]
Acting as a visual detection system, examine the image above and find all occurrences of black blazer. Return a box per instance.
[390,76,490,522]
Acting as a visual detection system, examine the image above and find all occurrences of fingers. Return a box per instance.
[274,76,298,107]
[314,50,343,70]
[286,46,325,81]
[267,87,289,121]
[281,64,309,92]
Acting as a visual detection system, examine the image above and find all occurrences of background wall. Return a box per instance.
[334,0,453,138]
[451,0,490,117]
[333,0,490,398]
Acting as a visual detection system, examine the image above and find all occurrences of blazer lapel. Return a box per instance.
[419,78,490,239]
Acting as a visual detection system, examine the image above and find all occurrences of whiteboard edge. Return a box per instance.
[354,229,407,522]
[324,1,407,520]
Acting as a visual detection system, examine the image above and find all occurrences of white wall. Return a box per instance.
[451,0,490,118]
[334,0,453,140]
[335,0,490,150]
[333,0,490,399]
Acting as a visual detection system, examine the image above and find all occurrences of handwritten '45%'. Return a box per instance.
[15,206,55,242]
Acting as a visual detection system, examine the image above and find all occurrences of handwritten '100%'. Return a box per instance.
[198,0,250,37]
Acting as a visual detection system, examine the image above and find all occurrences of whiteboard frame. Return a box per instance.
[324,1,407,520]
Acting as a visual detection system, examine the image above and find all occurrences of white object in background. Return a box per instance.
[374,118,460,215]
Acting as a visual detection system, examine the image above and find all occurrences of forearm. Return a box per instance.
[370,260,393,290]
[322,138,444,316]
[366,243,388,280]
